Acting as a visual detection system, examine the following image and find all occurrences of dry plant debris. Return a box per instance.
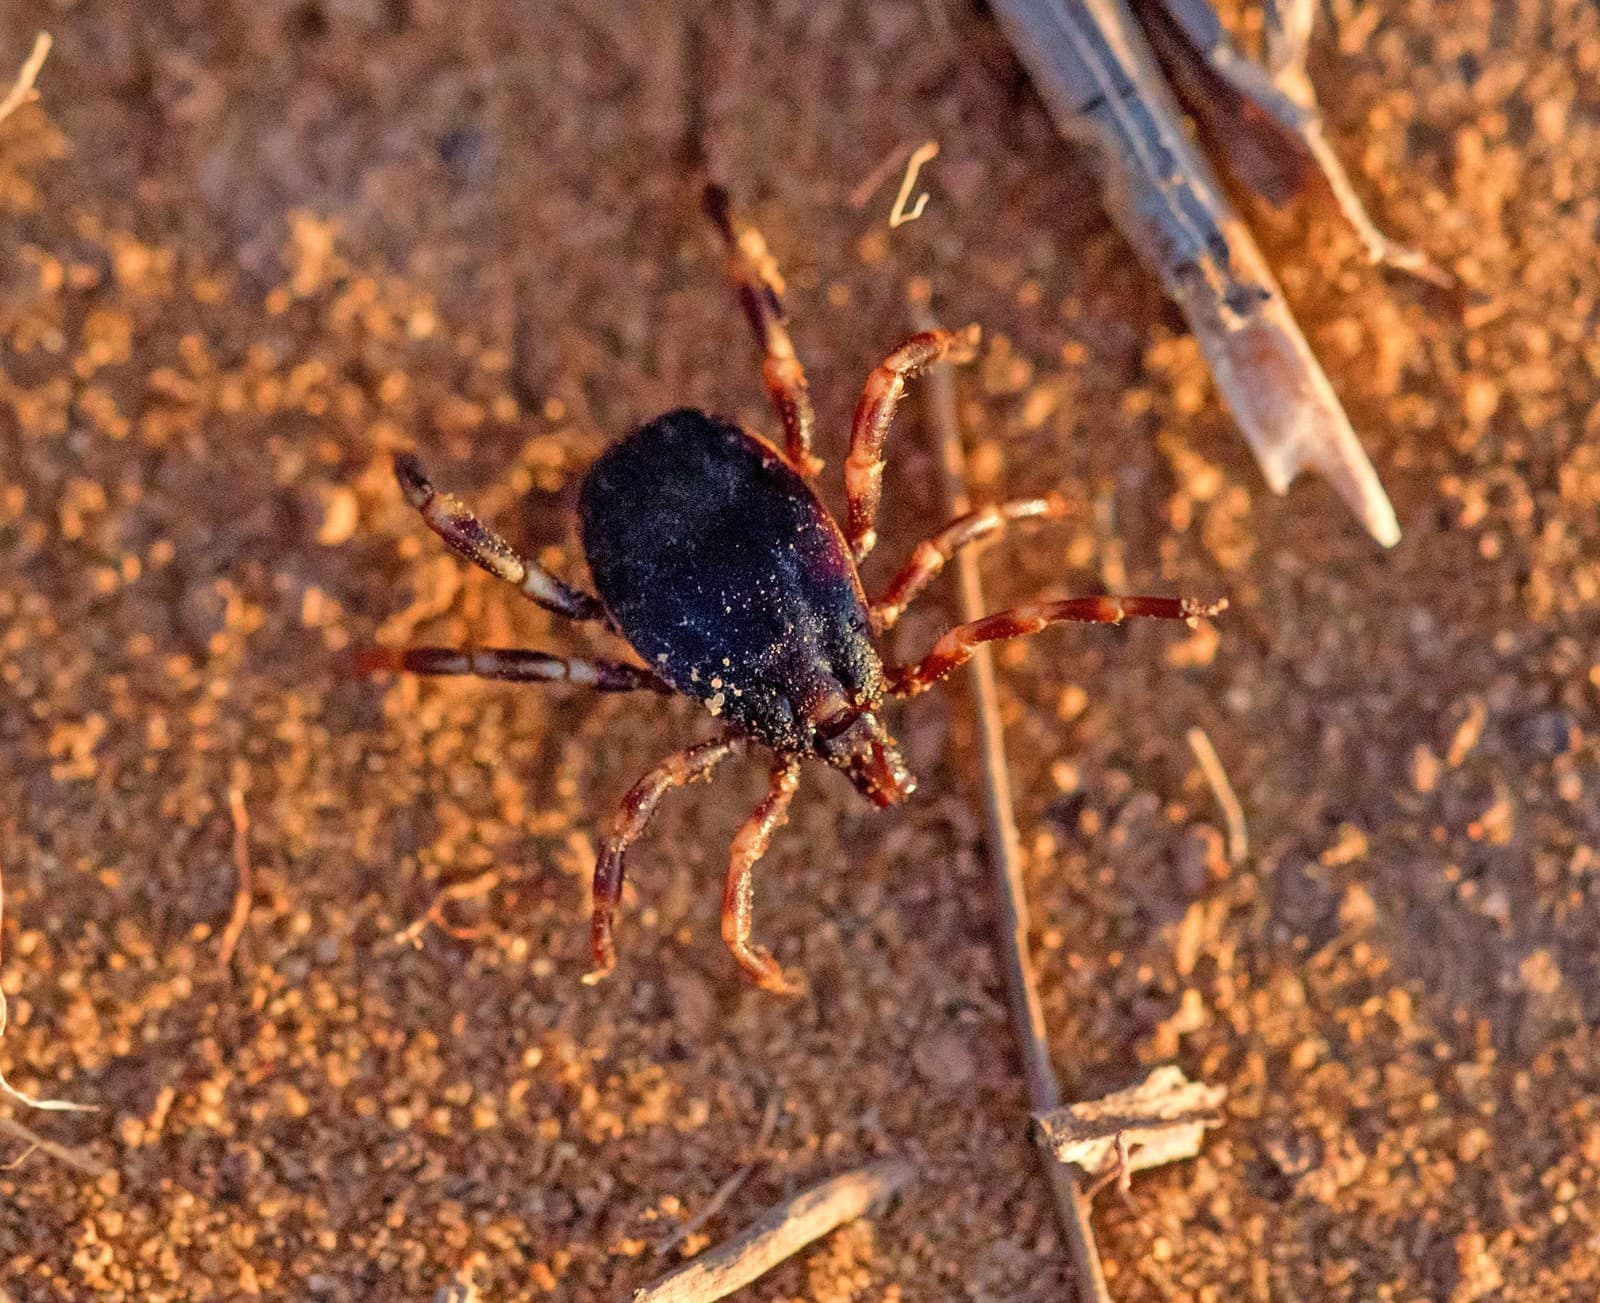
[1033,1065,1227,1191]
[0,33,49,128]
[914,285,1110,1301]
[631,1157,913,1303]
[887,141,939,227]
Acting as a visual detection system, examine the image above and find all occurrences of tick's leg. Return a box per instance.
[870,495,1069,632]
[888,595,1227,697]
[845,326,981,562]
[703,185,821,476]
[356,646,671,693]
[722,756,804,995]
[395,454,607,622]
[582,736,747,985]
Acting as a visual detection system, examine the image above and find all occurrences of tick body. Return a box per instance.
[582,412,881,757]
[367,186,1225,994]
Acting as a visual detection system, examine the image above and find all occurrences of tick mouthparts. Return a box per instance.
[819,710,917,808]
[857,735,917,808]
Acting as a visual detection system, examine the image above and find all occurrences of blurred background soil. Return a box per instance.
[0,0,1597,1298]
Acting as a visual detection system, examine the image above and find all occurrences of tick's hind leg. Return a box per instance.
[395,454,607,623]
[582,736,747,985]
[845,326,982,562]
[888,594,1228,697]
[722,756,804,995]
[702,184,820,476]
[356,646,670,693]
[871,495,1069,632]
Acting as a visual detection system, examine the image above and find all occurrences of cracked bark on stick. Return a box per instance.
[988,0,1409,546]
[1033,1065,1227,1190]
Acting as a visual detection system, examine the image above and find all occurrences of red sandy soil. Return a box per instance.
[0,1,1596,1299]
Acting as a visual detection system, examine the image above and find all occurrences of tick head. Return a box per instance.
[812,704,915,808]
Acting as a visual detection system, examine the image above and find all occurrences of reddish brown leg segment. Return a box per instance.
[703,185,821,476]
[888,595,1228,697]
[722,756,804,994]
[845,325,981,562]
[582,736,748,985]
[356,646,670,693]
[871,495,1069,632]
[396,454,606,622]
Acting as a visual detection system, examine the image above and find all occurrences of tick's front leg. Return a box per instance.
[357,646,671,693]
[395,454,608,622]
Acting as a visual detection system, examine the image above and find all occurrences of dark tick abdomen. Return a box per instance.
[578,409,882,751]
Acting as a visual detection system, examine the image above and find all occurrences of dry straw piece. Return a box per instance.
[0,33,50,128]
[1033,1065,1228,1193]
[631,1157,914,1303]
[912,286,1111,1302]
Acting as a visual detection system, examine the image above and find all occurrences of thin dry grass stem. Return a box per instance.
[1082,1131,1133,1203]
[217,788,254,968]
[631,1157,914,1303]
[849,141,916,210]
[0,33,50,128]
[1186,726,1248,865]
[909,284,1112,1303]
[0,844,94,1119]
[395,869,504,948]
[0,1115,102,1176]
[888,141,939,227]
[655,1094,782,1257]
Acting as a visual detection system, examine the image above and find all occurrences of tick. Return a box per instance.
[364,186,1224,994]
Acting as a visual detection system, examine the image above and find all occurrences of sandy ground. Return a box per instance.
[0,0,1597,1299]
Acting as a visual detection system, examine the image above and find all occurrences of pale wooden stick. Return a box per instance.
[0,34,51,127]
[1186,726,1248,865]
[910,286,1112,1303]
[631,1158,913,1303]
[217,788,253,968]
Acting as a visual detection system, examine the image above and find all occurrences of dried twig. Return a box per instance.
[655,1094,782,1257]
[0,33,50,128]
[1185,727,1247,865]
[1033,1064,1227,1190]
[888,141,939,228]
[849,141,917,210]
[631,1157,914,1303]
[987,0,1403,547]
[1140,0,1451,287]
[394,869,504,948]
[217,788,253,968]
[0,1115,102,1176]
[910,286,1111,1303]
